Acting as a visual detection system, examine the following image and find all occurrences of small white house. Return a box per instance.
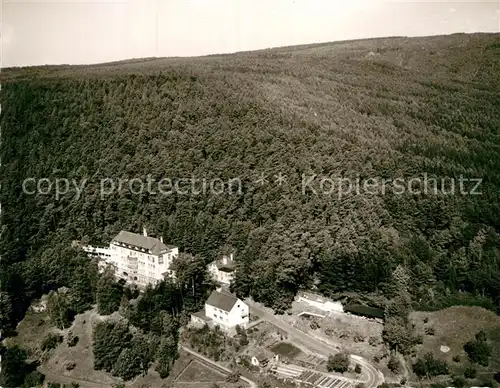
[191,290,249,332]
[208,253,236,286]
[251,353,269,367]
[251,352,278,368]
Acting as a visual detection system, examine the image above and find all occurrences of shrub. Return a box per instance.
[65,361,76,371]
[41,333,63,351]
[22,371,45,388]
[412,352,449,378]
[226,372,240,383]
[464,367,476,379]
[67,332,79,347]
[353,332,365,342]
[239,335,249,347]
[388,355,401,373]
[451,376,467,388]
[464,336,491,366]
[355,364,362,373]
[327,353,350,373]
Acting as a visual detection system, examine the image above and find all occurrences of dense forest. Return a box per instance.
[1,33,500,332]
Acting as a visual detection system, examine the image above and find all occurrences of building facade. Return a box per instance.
[191,290,249,333]
[81,228,178,288]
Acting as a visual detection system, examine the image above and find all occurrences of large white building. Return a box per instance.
[191,290,249,333]
[82,228,178,288]
[208,253,236,286]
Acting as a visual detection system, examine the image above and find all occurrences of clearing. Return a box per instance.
[175,360,226,383]
[411,306,500,381]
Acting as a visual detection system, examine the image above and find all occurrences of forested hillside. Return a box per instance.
[1,33,500,327]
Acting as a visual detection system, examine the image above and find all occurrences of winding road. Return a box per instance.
[246,299,385,388]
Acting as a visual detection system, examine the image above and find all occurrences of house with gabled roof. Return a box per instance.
[208,252,236,286]
[191,290,249,333]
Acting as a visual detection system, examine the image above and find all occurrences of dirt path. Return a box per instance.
[39,365,113,388]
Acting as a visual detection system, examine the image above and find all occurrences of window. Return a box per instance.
[159,256,163,264]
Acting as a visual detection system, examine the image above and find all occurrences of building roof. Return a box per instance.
[111,231,176,255]
[209,254,236,272]
[344,304,385,319]
[254,352,269,362]
[217,264,235,273]
[205,290,240,312]
[192,311,213,322]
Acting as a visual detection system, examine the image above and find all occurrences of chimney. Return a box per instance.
[160,236,163,243]
[230,253,234,262]
[222,255,227,265]
[143,226,147,237]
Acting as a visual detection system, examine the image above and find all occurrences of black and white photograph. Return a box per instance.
[0,1,499,387]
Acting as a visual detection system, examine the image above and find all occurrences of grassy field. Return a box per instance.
[44,309,121,386]
[411,306,500,383]
[175,360,226,383]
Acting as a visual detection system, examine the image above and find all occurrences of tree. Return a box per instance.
[41,333,63,351]
[46,290,73,329]
[96,267,123,315]
[131,332,159,375]
[171,253,211,312]
[93,321,132,372]
[464,332,491,366]
[451,376,467,388]
[412,353,449,378]
[0,345,29,388]
[0,292,13,333]
[67,331,79,347]
[67,266,94,314]
[382,318,417,355]
[113,347,143,381]
[355,363,362,374]
[21,371,45,388]
[388,355,401,373]
[327,352,350,373]
[464,367,477,379]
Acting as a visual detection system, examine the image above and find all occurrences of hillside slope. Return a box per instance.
[1,33,500,320]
